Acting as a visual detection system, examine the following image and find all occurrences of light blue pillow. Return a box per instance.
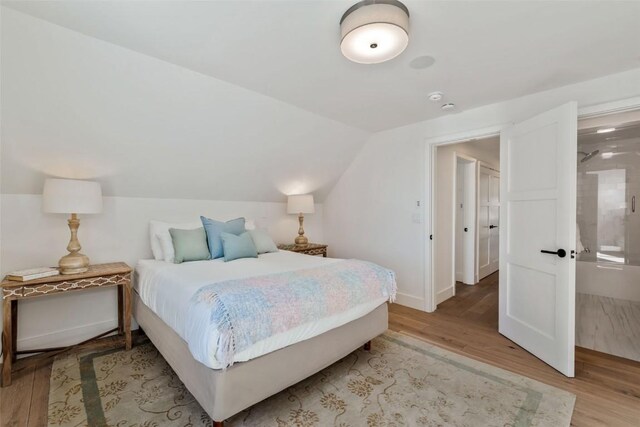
[200,216,246,259]
[248,229,278,254]
[169,227,211,264]
[220,232,258,262]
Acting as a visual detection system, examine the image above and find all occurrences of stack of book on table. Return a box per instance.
[6,267,60,282]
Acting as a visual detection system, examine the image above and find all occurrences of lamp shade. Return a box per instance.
[287,194,315,214]
[340,0,410,64]
[43,178,103,214]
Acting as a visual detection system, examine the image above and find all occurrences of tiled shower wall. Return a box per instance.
[577,136,640,265]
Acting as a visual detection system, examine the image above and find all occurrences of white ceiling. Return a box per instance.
[5,0,640,132]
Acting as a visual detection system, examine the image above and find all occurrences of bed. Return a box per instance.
[133,250,393,426]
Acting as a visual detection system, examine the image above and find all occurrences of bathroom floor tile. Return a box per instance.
[576,293,640,362]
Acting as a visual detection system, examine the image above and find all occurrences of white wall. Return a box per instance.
[0,194,323,352]
[323,124,426,309]
[324,67,640,312]
[434,139,500,303]
[1,7,368,201]
[0,7,339,353]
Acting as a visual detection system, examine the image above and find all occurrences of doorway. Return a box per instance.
[434,136,500,305]
[427,100,640,378]
[575,110,640,362]
[430,102,578,377]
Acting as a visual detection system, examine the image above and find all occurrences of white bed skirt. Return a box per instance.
[133,290,389,422]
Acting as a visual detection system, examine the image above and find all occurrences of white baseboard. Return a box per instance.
[436,286,455,305]
[394,292,425,311]
[14,317,140,356]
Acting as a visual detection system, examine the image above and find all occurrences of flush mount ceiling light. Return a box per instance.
[596,127,616,134]
[340,0,410,64]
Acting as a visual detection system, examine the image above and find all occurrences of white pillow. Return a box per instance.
[149,220,202,262]
[149,225,164,260]
[245,219,256,230]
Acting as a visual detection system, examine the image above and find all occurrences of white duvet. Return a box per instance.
[134,251,387,369]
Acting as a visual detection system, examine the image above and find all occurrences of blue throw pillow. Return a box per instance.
[200,216,246,259]
[220,232,258,262]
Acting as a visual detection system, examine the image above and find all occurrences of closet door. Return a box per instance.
[478,165,500,280]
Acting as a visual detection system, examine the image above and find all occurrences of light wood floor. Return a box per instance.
[2,272,640,426]
[389,272,640,426]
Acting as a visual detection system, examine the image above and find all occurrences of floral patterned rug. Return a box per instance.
[48,331,575,426]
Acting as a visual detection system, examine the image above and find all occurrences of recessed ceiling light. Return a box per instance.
[441,103,456,111]
[340,0,410,64]
[597,127,616,134]
[409,55,435,69]
[428,92,443,102]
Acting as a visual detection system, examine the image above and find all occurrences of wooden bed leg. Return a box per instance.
[213,421,224,427]
[364,340,371,351]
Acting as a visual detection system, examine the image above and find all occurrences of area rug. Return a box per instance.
[48,331,575,426]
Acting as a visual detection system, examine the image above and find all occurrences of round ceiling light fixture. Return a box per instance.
[340,0,410,64]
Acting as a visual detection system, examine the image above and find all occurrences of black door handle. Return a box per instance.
[489,225,497,229]
[541,249,567,258]
[464,227,468,232]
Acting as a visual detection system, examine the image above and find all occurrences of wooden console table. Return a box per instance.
[1,262,132,387]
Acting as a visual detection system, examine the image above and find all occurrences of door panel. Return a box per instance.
[489,174,500,268]
[507,264,557,338]
[509,124,558,192]
[479,166,500,279]
[499,102,577,377]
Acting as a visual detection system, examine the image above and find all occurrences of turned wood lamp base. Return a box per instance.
[58,252,90,275]
[294,213,309,246]
[59,213,90,275]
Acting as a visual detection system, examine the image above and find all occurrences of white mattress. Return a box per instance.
[134,251,386,369]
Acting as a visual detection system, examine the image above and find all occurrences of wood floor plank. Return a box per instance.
[0,364,34,427]
[26,363,51,427]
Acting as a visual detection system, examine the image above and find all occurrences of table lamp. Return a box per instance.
[43,178,103,274]
[287,194,314,246]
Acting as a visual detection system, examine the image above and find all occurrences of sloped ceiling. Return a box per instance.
[4,0,640,132]
[3,2,640,203]
[1,7,368,201]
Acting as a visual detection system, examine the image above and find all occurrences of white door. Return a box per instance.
[478,165,500,280]
[499,102,577,377]
[456,156,477,285]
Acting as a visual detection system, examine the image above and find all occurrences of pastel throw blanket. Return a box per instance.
[185,259,396,368]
